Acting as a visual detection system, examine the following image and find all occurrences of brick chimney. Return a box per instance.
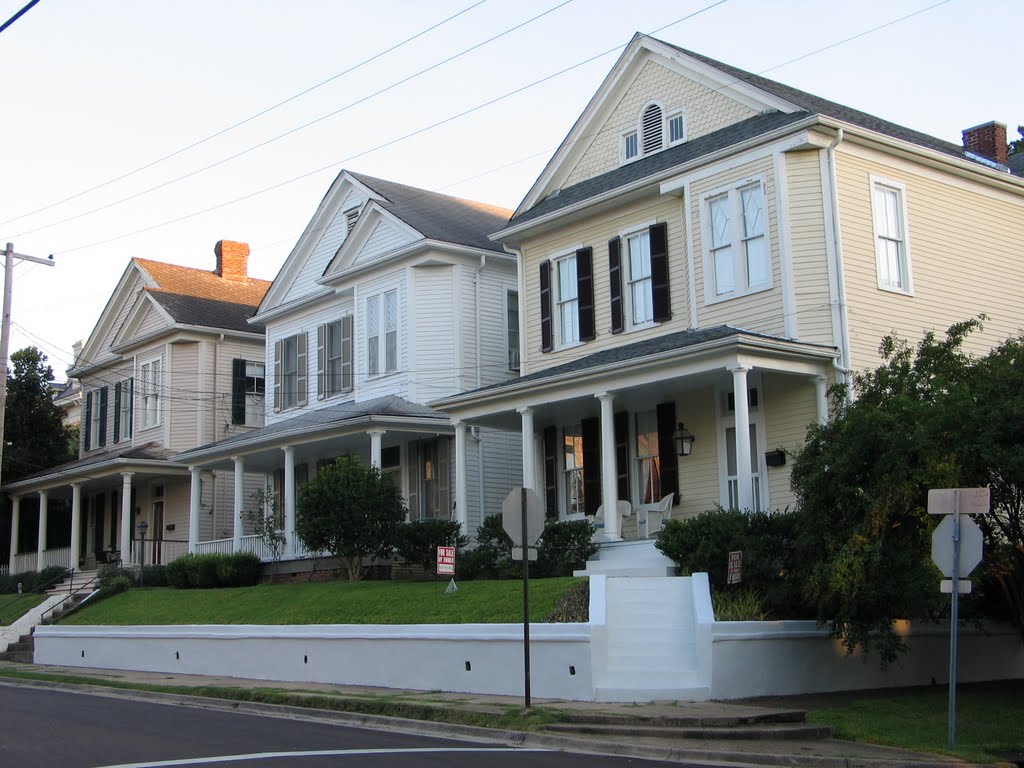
[214,240,250,281]
[962,121,1008,166]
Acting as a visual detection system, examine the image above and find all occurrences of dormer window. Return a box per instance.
[622,103,685,164]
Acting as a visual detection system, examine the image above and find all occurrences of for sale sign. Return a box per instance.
[436,546,456,576]
[727,551,742,584]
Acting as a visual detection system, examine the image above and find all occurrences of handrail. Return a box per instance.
[0,566,77,619]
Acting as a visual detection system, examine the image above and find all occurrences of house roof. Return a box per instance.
[1010,152,1024,176]
[147,292,263,333]
[134,258,271,307]
[348,172,512,253]
[2,442,179,492]
[509,35,1020,228]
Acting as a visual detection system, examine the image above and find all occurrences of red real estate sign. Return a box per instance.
[436,546,456,576]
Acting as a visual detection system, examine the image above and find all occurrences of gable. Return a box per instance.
[114,294,172,349]
[75,266,152,370]
[352,216,418,267]
[321,203,422,281]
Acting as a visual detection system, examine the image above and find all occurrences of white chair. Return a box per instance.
[637,493,675,538]
[592,500,631,542]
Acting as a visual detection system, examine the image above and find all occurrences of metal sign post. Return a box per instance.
[502,486,543,710]
[520,487,531,709]
[947,495,960,749]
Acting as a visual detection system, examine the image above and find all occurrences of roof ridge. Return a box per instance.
[348,171,514,217]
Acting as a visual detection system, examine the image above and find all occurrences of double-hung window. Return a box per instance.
[274,333,307,412]
[609,223,669,333]
[114,378,132,442]
[318,316,353,398]
[634,410,662,505]
[871,178,912,293]
[232,359,265,425]
[562,425,585,515]
[366,290,399,377]
[140,358,161,428]
[625,230,654,328]
[540,248,594,352]
[84,386,107,450]
[704,178,770,300]
[507,290,520,371]
[555,254,579,347]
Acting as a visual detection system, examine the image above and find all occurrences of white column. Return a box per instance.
[9,496,20,571]
[233,456,245,552]
[814,375,829,425]
[70,483,82,570]
[731,366,753,511]
[36,490,48,570]
[518,408,536,492]
[120,472,133,563]
[188,466,201,553]
[597,393,621,541]
[368,429,385,469]
[453,421,468,533]
[283,446,296,550]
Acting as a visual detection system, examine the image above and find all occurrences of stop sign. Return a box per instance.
[501,487,544,547]
[931,515,984,578]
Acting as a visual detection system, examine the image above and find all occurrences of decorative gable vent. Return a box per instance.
[344,207,360,234]
[641,103,664,155]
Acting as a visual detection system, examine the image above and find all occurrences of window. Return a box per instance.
[140,359,161,428]
[114,379,132,442]
[562,425,585,516]
[232,359,265,425]
[704,178,770,300]
[668,111,685,144]
[366,290,399,377]
[725,424,762,512]
[407,439,449,521]
[623,130,638,161]
[872,179,912,293]
[622,103,684,163]
[507,290,520,371]
[381,445,401,488]
[274,333,307,412]
[609,223,669,333]
[718,381,766,512]
[555,254,579,347]
[634,411,662,505]
[625,230,654,327]
[85,387,106,450]
[318,317,353,398]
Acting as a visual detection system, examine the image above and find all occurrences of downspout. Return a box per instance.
[475,254,486,388]
[826,128,854,402]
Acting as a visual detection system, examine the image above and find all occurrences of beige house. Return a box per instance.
[436,33,1024,574]
[3,241,270,574]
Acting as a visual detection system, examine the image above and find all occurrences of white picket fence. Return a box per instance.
[12,552,37,573]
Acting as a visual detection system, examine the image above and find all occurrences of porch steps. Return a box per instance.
[0,632,34,663]
[46,569,99,596]
[595,577,708,701]
[575,539,675,578]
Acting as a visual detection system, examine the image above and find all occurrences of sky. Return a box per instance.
[0,0,1017,380]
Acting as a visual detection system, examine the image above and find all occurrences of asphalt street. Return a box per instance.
[0,683,669,768]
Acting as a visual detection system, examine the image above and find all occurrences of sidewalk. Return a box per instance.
[0,661,1013,768]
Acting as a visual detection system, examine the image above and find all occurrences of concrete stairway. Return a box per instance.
[0,631,33,663]
[595,577,709,701]
[46,569,99,596]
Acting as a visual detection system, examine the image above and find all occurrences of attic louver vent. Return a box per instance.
[344,208,359,234]
[641,104,663,155]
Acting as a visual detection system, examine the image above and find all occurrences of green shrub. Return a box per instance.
[38,566,70,591]
[215,553,262,587]
[713,588,769,621]
[393,520,469,572]
[165,553,262,589]
[459,514,517,581]
[535,519,598,577]
[141,565,168,587]
[165,554,194,588]
[546,579,590,622]
[189,554,221,588]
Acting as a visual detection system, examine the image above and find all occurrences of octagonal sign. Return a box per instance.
[931,514,983,578]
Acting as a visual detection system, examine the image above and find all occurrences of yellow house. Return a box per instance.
[436,33,1024,574]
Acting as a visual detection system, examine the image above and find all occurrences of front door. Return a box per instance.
[151,501,164,565]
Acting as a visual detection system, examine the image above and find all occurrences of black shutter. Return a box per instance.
[608,237,623,334]
[127,378,133,436]
[84,391,92,450]
[543,426,557,520]
[539,261,552,353]
[98,387,108,447]
[231,358,246,424]
[614,411,630,501]
[650,222,671,322]
[656,402,679,503]
[581,417,601,516]
[112,382,121,444]
[576,247,595,342]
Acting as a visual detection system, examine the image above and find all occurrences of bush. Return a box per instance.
[215,553,262,587]
[165,554,194,589]
[393,520,469,572]
[141,565,168,587]
[38,566,70,591]
[546,579,590,622]
[459,514,517,581]
[189,554,222,588]
[535,519,598,577]
[713,589,769,621]
[166,553,262,589]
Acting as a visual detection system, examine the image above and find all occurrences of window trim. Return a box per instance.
[618,220,658,333]
[274,333,307,412]
[621,128,639,163]
[116,378,133,441]
[667,109,687,146]
[552,248,582,350]
[365,289,400,379]
[506,289,520,372]
[701,174,773,305]
[139,357,161,430]
[869,174,914,296]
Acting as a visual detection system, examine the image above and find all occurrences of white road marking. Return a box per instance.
[98,746,551,767]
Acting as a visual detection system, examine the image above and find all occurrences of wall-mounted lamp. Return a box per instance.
[673,422,695,457]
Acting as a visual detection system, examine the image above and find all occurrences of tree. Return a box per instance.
[295,456,406,581]
[790,319,1024,664]
[1009,125,1024,156]
[3,347,76,482]
[244,488,287,582]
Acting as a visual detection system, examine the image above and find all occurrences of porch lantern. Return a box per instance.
[672,422,695,457]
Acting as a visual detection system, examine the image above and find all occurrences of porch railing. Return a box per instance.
[0,563,7,577]
[40,547,73,570]
[132,539,189,567]
[193,535,322,563]
[12,552,37,573]
[194,538,233,556]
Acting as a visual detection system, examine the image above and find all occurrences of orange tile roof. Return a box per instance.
[134,258,271,307]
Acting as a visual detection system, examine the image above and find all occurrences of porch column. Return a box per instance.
[518,407,536,492]
[368,429,385,469]
[232,456,245,552]
[188,466,201,553]
[282,445,296,550]
[453,421,468,533]
[70,483,82,569]
[814,375,829,425]
[9,495,20,571]
[731,366,753,511]
[36,490,48,571]
[120,472,133,563]
[597,392,621,542]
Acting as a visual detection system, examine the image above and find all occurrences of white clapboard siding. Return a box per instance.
[352,218,415,267]
[168,342,198,452]
[411,266,457,403]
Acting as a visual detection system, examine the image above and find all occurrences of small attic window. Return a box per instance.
[668,111,686,144]
[623,130,638,161]
[344,207,360,234]
[641,103,664,154]
[622,102,684,164]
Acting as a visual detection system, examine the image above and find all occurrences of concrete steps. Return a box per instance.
[46,569,99,596]
[0,632,33,663]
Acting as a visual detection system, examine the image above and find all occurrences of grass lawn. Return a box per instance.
[61,577,583,625]
[806,683,1024,764]
[0,593,47,626]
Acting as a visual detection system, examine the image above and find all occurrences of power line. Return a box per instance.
[0,0,491,228]
[0,0,40,36]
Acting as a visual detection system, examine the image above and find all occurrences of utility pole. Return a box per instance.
[0,243,55,490]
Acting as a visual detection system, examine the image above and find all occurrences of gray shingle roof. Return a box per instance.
[148,292,263,333]
[1010,152,1024,177]
[349,172,511,252]
[3,442,178,489]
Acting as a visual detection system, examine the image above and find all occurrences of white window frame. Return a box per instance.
[322,318,353,398]
[279,335,300,411]
[701,174,772,304]
[118,379,132,441]
[633,410,662,507]
[619,221,658,332]
[244,361,266,424]
[139,357,161,429]
[621,128,639,163]
[667,109,686,146]
[506,289,520,372]
[89,387,103,448]
[870,175,914,295]
[552,249,581,350]
[621,103,685,165]
[366,289,399,378]
[561,424,585,516]
[715,376,768,512]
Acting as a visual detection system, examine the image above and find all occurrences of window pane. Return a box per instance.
[708,195,731,249]
[386,330,397,372]
[669,114,684,143]
[563,427,584,515]
[745,235,769,286]
[714,245,735,294]
[624,132,637,159]
[385,291,398,332]
[740,185,764,237]
[557,257,577,300]
[628,234,651,279]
